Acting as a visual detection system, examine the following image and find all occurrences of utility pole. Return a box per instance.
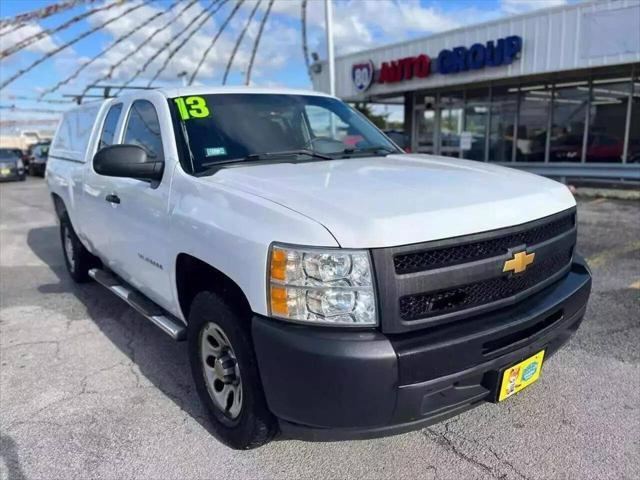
[325,0,335,96]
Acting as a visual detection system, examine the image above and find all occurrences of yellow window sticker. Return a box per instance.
[173,96,211,120]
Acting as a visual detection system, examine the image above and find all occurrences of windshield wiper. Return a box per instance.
[243,149,333,161]
[341,145,398,156]
[196,149,333,176]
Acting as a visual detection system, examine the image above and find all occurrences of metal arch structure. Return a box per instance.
[114,0,220,94]
[40,0,181,98]
[187,0,242,86]
[146,0,227,88]
[80,0,200,98]
[0,0,153,90]
[0,0,97,32]
[245,0,274,85]
[0,0,122,60]
[0,0,316,111]
[222,0,260,85]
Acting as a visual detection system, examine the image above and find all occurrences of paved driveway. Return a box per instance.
[1,178,638,479]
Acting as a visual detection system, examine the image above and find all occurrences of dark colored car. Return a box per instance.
[550,133,625,163]
[28,142,50,176]
[0,148,26,181]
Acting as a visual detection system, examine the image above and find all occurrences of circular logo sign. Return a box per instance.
[352,60,374,92]
[522,362,538,382]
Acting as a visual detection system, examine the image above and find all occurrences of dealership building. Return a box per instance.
[311,0,640,180]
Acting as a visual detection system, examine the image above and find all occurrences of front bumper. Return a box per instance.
[252,257,591,441]
[0,166,25,181]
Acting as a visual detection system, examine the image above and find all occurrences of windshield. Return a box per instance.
[0,149,20,161]
[32,143,50,158]
[169,94,399,174]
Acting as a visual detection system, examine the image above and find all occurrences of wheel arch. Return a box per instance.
[51,192,67,219]
[175,253,252,322]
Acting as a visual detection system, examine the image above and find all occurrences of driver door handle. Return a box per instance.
[105,194,120,204]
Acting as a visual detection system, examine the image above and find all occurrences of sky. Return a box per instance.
[0,0,572,131]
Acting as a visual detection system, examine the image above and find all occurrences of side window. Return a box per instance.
[99,103,122,150]
[123,100,164,162]
[52,114,72,151]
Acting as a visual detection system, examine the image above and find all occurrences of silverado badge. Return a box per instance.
[503,251,535,274]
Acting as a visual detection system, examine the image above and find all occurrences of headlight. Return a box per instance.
[16,159,24,169]
[268,244,377,326]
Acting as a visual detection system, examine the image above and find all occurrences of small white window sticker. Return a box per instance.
[205,147,227,157]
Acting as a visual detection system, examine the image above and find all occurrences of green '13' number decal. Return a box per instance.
[173,96,210,120]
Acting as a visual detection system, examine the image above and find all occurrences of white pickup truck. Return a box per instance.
[46,87,591,449]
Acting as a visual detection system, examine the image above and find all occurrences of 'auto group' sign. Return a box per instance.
[352,35,523,92]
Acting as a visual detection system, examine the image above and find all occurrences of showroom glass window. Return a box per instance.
[549,82,589,162]
[629,76,640,163]
[415,95,436,154]
[587,79,630,163]
[463,88,489,161]
[439,91,464,158]
[489,86,518,162]
[123,100,164,162]
[516,84,552,162]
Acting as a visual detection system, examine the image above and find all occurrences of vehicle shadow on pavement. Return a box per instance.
[0,435,27,480]
[25,226,224,441]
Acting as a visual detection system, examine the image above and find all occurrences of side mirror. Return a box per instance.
[93,144,163,182]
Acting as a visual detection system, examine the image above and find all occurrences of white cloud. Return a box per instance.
[270,0,499,57]
[501,0,568,15]
[0,22,58,55]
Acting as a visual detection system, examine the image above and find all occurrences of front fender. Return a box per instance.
[168,169,339,317]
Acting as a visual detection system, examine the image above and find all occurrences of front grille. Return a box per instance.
[399,248,573,321]
[393,213,575,274]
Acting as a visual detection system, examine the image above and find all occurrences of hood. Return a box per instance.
[206,154,576,248]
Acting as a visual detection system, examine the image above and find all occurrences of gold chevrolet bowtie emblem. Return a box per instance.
[503,251,535,274]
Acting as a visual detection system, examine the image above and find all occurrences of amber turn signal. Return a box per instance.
[269,285,288,316]
[270,248,287,282]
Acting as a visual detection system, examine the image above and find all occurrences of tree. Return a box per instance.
[353,103,389,130]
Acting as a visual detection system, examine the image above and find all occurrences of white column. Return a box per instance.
[325,0,335,97]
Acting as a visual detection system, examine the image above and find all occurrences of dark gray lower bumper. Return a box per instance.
[0,168,25,181]
[29,163,46,176]
[252,258,591,441]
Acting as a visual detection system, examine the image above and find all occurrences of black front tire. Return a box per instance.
[60,212,99,283]
[188,292,277,449]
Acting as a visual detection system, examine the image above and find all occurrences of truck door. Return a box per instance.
[103,98,176,313]
[80,102,123,259]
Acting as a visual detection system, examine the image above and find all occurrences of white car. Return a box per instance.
[46,87,592,449]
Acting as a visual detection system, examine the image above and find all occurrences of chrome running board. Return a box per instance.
[88,268,186,341]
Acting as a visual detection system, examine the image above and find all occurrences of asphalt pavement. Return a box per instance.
[1,177,639,480]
